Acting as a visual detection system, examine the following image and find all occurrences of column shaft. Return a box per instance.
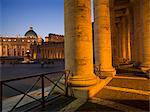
[65,0,98,86]
[122,17,127,61]
[94,0,115,76]
[141,0,150,69]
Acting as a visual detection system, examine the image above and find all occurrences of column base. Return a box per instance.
[140,65,150,72]
[68,75,99,87]
[100,68,116,77]
[54,77,112,99]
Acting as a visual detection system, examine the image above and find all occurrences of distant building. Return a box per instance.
[0,27,43,63]
[45,33,64,42]
[30,33,64,61]
[0,28,64,63]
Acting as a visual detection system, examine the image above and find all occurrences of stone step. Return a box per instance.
[95,87,149,111]
[108,77,150,91]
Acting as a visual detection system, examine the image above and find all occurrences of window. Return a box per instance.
[22,39,24,42]
[18,52,20,56]
[27,40,30,42]
[14,39,16,41]
[8,39,11,42]
[3,39,6,41]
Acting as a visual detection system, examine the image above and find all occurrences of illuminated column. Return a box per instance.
[132,0,143,64]
[115,23,120,65]
[140,0,150,70]
[52,50,54,59]
[11,46,13,56]
[50,50,52,59]
[94,0,115,76]
[59,50,61,59]
[122,16,131,63]
[129,4,136,63]
[0,44,2,56]
[135,0,143,63]
[54,50,56,59]
[61,49,63,59]
[16,45,18,56]
[109,0,118,66]
[127,18,131,61]
[117,23,123,63]
[65,0,99,87]
[5,45,8,56]
[121,17,127,61]
[56,50,59,59]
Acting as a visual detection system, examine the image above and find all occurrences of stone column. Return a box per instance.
[0,44,2,56]
[56,50,59,59]
[136,0,143,64]
[109,0,118,66]
[129,4,136,63]
[122,16,131,63]
[59,49,62,59]
[121,17,127,61]
[140,0,150,70]
[50,49,52,59]
[132,0,143,64]
[65,0,99,87]
[5,45,8,56]
[117,23,123,63]
[94,0,115,76]
[115,23,120,65]
[127,17,131,61]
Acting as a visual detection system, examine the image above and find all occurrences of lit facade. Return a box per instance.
[30,33,64,61]
[0,27,43,60]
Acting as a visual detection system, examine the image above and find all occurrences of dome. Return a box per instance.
[25,27,38,37]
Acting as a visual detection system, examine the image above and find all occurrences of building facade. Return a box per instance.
[0,27,43,62]
[30,33,64,61]
[0,28,64,63]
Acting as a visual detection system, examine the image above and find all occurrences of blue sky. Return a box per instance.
[0,0,64,38]
[0,0,93,38]
[0,0,2,33]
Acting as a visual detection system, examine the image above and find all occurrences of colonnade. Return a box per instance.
[130,0,150,70]
[1,45,26,57]
[64,0,150,98]
[33,48,64,60]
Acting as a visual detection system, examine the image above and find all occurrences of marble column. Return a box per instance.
[94,0,115,76]
[64,0,99,87]
[140,0,150,70]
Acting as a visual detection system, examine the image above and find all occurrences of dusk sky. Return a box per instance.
[0,0,93,39]
[0,0,64,38]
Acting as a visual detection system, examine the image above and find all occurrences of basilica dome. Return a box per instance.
[25,27,38,37]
